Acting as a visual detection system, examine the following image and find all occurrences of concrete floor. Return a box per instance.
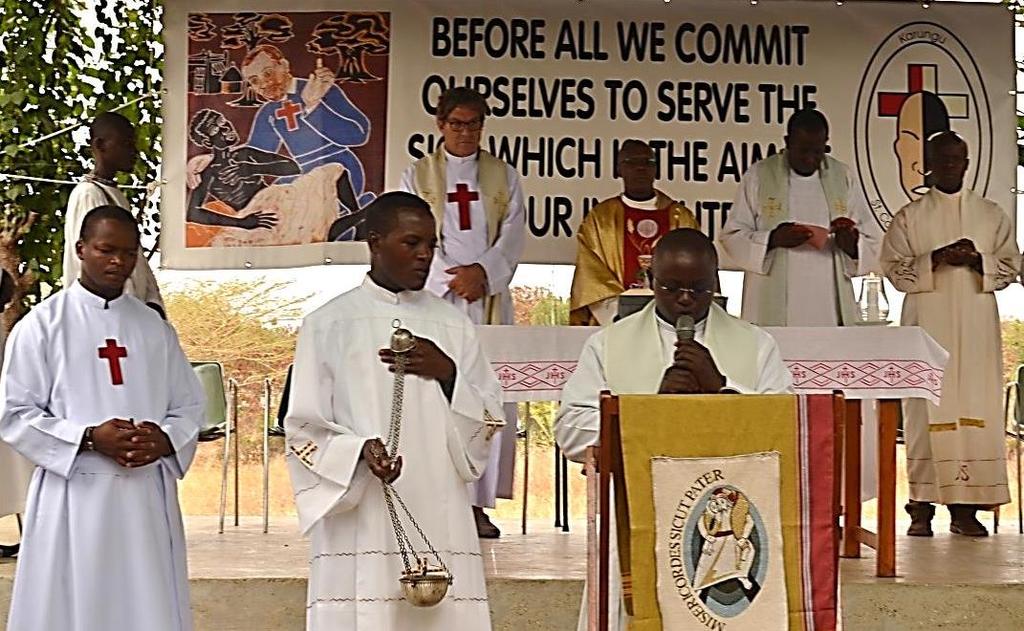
[4,515,1024,629]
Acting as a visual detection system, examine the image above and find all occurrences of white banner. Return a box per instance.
[652,453,787,630]
[161,0,1014,269]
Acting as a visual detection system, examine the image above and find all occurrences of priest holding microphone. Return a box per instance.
[555,228,792,630]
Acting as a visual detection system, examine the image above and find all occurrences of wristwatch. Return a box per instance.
[82,426,96,452]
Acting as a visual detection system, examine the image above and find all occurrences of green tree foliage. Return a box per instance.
[0,0,162,325]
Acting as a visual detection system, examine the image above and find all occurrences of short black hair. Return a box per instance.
[617,139,650,157]
[926,130,967,156]
[653,228,719,266]
[90,112,134,144]
[436,87,489,121]
[786,107,829,138]
[365,192,433,236]
[79,205,140,242]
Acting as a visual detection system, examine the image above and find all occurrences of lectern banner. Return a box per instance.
[617,394,837,630]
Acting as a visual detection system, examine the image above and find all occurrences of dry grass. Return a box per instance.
[179,440,587,521]
[177,441,1021,529]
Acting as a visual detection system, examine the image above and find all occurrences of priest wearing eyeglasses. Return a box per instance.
[556,228,792,630]
[399,87,525,539]
[569,139,698,326]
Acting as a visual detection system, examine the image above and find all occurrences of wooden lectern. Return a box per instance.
[585,392,845,631]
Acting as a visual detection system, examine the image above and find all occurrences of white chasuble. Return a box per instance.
[719,159,881,327]
[0,326,33,519]
[882,188,1019,505]
[0,282,204,631]
[285,276,504,630]
[554,306,792,631]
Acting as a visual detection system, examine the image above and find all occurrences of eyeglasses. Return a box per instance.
[445,118,484,132]
[620,157,657,167]
[654,282,714,298]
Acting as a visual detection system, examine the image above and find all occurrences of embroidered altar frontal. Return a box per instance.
[617,394,837,631]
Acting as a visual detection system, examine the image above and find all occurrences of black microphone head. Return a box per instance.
[675,314,696,342]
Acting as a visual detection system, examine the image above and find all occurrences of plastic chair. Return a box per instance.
[190,361,239,534]
[262,364,292,533]
[999,365,1024,534]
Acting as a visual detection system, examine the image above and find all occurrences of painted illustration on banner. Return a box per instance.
[653,453,786,630]
[185,11,389,248]
[854,21,993,231]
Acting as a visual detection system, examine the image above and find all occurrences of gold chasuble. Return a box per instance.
[613,394,838,631]
[413,146,510,325]
[570,192,697,325]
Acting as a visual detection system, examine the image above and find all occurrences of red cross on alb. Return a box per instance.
[447,183,479,231]
[98,338,128,386]
[274,100,303,132]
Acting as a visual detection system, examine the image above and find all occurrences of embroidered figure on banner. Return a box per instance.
[684,485,769,617]
[185,11,390,249]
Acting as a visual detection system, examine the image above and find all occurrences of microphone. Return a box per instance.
[675,314,696,343]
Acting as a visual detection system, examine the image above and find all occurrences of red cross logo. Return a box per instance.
[98,338,128,386]
[877,64,969,119]
[274,100,303,132]
[447,183,479,231]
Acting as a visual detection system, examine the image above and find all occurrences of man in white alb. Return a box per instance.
[285,192,503,630]
[1,205,204,630]
[63,112,164,315]
[718,108,881,326]
[399,87,526,538]
[881,132,1020,537]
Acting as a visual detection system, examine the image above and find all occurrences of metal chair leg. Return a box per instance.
[521,402,530,536]
[561,451,570,532]
[263,378,272,534]
[554,442,562,529]
[1017,408,1023,535]
[232,378,240,527]
[219,379,236,535]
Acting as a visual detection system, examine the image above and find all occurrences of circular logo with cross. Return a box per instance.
[853,21,993,231]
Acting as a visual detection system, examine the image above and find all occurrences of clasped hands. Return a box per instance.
[768,218,859,258]
[658,340,727,395]
[91,418,173,468]
[446,263,488,303]
[932,238,981,272]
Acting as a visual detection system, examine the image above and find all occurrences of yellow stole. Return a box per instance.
[413,146,510,324]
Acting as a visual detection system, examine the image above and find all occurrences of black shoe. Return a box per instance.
[0,543,18,558]
[905,501,935,537]
[949,505,989,537]
[473,506,501,539]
